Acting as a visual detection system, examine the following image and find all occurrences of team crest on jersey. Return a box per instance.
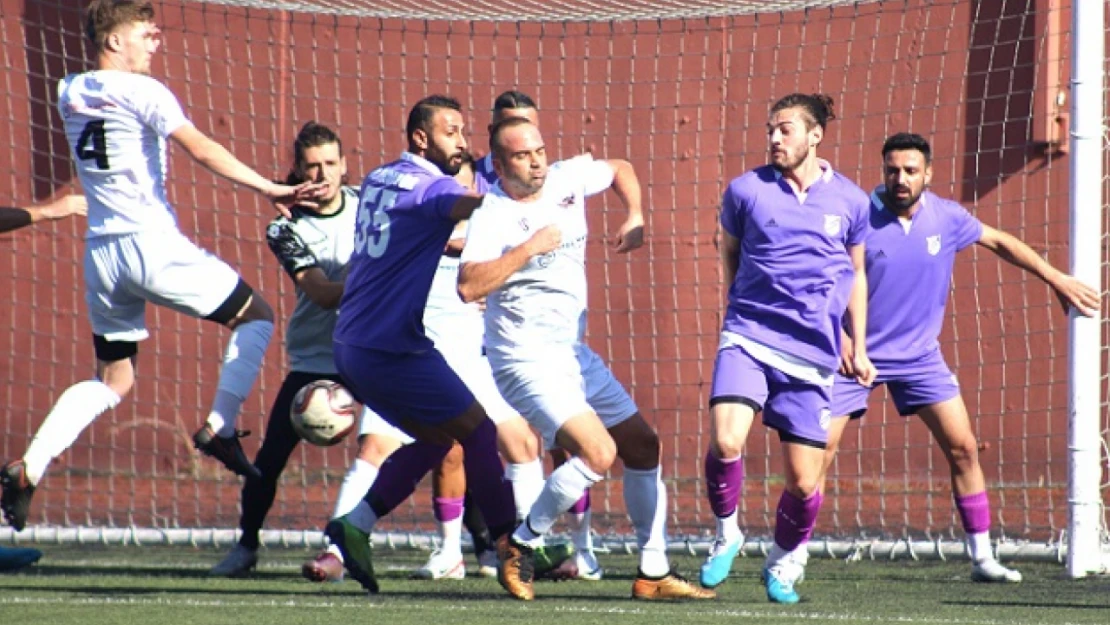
[558,194,576,208]
[926,235,941,256]
[519,218,530,232]
[823,214,842,236]
[267,223,282,239]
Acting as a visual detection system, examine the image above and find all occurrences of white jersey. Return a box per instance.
[266,187,359,374]
[424,250,484,357]
[461,155,614,364]
[57,70,192,238]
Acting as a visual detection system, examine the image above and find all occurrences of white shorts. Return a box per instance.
[84,230,241,341]
[492,344,638,450]
[358,405,414,443]
[442,345,519,426]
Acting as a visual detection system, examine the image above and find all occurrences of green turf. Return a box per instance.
[1,545,1108,625]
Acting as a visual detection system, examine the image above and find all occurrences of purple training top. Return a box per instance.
[720,164,870,370]
[475,154,498,186]
[859,188,982,369]
[334,152,469,353]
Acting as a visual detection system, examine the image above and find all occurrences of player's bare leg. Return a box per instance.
[2,353,130,530]
[192,292,274,479]
[700,400,756,588]
[918,397,1021,583]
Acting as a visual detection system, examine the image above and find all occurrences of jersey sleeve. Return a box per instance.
[420,177,471,222]
[845,191,870,247]
[459,198,506,264]
[266,218,319,279]
[129,77,191,138]
[949,201,984,251]
[719,181,745,240]
[555,154,615,197]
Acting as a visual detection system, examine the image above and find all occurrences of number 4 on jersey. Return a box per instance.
[76,120,109,170]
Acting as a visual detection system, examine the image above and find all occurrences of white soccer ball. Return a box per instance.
[290,380,358,447]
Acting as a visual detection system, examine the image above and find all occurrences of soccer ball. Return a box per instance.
[290,380,358,447]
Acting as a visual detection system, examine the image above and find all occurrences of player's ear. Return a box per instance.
[412,128,429,151]
[923,163,933,187]
[810,124,823,147]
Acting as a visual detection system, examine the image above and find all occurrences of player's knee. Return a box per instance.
[578,436,617,475]
[356,434,401,466]
[614,423,660,470]
[712,431,746,460]
[785,474,822,499]
[946,436,980,471]
[496,418,540,463]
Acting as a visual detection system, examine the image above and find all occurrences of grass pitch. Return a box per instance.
[1,544,1108,625]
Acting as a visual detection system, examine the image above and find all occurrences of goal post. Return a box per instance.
[0,0,1106,564]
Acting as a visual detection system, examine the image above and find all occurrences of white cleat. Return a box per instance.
[971,559,1022,583]
[571,550,604,581]
[411,548,466,580]
[209,544,258,578]
[476,549,498,578]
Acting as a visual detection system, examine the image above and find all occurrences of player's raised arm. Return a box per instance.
[976,224,1100,317]
[601,159,644,253]
[0,195,87,234]
[169,124,323,218]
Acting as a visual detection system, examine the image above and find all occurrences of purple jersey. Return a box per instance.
[476,154,498,186]
[720,164,869,370]
[861,188,983,368]
[334,152,469,353]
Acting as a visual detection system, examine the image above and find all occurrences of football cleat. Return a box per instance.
[411,548,466,580]
[325,518,378,593]
[0,545,42,572]
[533,543,574,579]
[761,562,802,604]
[302,551,344,583]
[496,534,535,601]
[632,569,717,601]
[543,549,604,581]
[971,559,1022,583]
[699,533,742,588]
[192,426,262,480]
[0,461,35,531]
[209,544,258,578]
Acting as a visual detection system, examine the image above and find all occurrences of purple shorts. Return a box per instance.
[333,341,475,428]
[710,343,832,446]
[830,349,960,418]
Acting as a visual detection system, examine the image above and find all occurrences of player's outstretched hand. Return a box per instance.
[525,224,562,257]
[39,195,87,221]
[852,350,877,387]
[1050,273,1101,317]
[613,215,644,253]
[265,181,328,218]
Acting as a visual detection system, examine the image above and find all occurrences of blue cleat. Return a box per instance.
[699,534,741,588]
[0,546,42,572]
[761,564,801,604]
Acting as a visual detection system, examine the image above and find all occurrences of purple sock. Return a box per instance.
[568,490,591,514]
[459,418,516,537]
[364,441,450,516]
[704,451,744,518]
[955,491,991,534]
[773,490,822,551]
[434,496,465,523]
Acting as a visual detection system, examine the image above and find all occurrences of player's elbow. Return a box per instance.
[457,281,484,304]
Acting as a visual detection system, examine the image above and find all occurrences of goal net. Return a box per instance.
[0,0,1105,565]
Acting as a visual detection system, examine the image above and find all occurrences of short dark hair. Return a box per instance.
[492,90,537,114]
[86,1,155,50]
[770,93,836,130]
[882,132,932,164]
[406,95,461,146]
[488,116,537,159]
[285,121,342,184]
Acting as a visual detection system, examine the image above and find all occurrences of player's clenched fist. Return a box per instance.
[525,224,562,256]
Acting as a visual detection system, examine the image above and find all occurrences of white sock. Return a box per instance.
[439,516,464,556]
[505,458,545,522]
[568,510,594,553]
[716,509,741,542]
[333,459,379,519]
[344,500,378,534]
[206,320,273,436]
[513,456,602,545]
[624,466,670,577]
[22,380,121,485]
[968,531,993,562]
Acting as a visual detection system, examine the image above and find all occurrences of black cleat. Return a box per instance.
[192,426,262,480]
[0,461,35,531]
